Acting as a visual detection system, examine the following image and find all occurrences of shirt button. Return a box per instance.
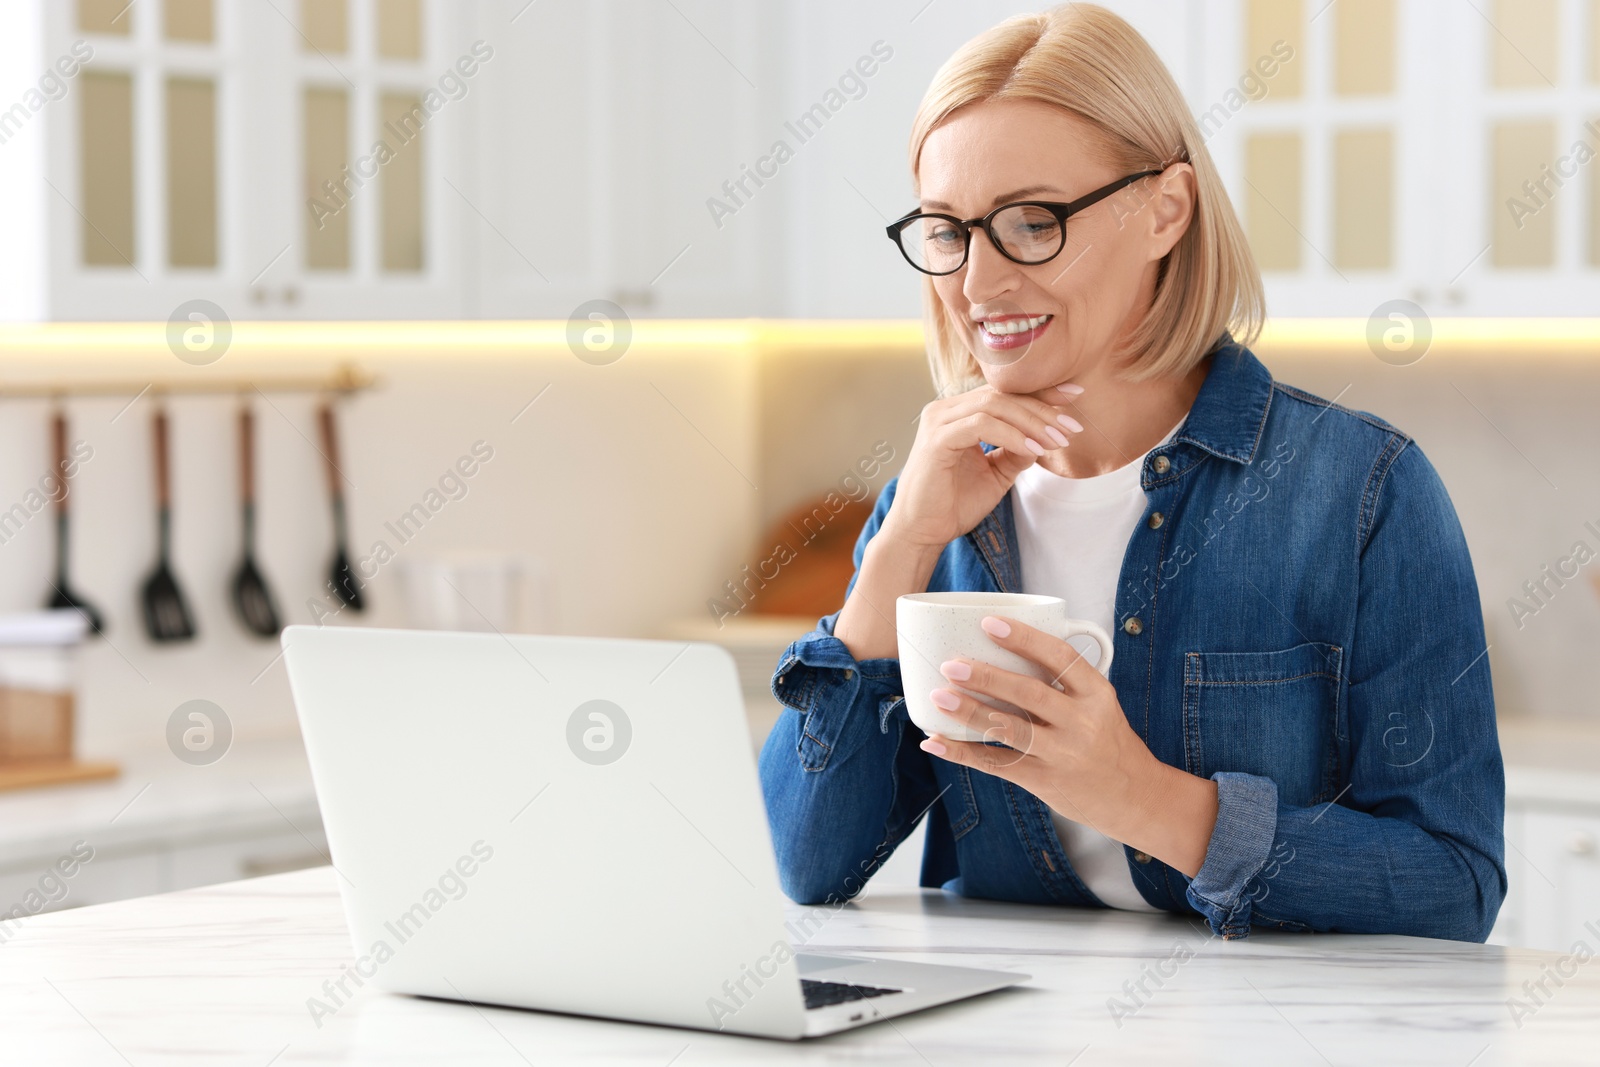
[1123,617,1144,636]
[1132,850,1152,864]
[1148,511,1165,529]
[843,669,853,680]
[1152,456,1171,474]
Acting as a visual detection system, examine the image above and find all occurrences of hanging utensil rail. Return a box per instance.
[0,363,377,398]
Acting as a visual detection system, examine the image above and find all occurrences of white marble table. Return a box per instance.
[1,867,1596,1065]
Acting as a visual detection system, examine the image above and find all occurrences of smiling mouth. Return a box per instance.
[976,314,1053,349]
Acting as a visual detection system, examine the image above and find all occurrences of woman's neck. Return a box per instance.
[1035,354,1211,479]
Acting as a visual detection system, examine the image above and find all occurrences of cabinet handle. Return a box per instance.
[1568,832,1597,857]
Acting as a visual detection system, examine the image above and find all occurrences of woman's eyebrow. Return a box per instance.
[920,185,1065,211]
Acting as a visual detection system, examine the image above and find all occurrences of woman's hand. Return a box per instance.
[879,384,1085,549]
[831,384,1084,660]
[919,614,1219,877]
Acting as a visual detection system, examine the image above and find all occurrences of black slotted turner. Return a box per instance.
[140,406,197,642]
[46,410,105,634]
[318,402,364,612]
[230,405,282,636]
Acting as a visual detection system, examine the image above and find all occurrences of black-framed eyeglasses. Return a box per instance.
[884,170,1163,276]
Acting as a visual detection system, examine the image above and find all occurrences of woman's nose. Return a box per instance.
[962,227,1022,304]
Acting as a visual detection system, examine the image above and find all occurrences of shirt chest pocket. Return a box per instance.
[1181,643,1344,808]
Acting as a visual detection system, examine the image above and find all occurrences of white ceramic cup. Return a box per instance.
[896,592,1115,744]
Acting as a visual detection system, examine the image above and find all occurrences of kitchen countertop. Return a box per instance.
[0,737,321,872]
[1,865,1596,1065]
[1497,717,1600,807]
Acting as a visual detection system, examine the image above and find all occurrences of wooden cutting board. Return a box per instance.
[0,760,120,793]
[747,496,873,618]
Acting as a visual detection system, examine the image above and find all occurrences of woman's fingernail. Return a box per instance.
[940,659,972,681]
[930,688,962,710]
[981,616,1012,638]
[1044,425,1069,447]
[1024,437,1045,456]
[920,737,948,756]
[1057,413,1084,433]
[1057,383,1085,395]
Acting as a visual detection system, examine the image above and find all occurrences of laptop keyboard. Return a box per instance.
[801,978,904,1010]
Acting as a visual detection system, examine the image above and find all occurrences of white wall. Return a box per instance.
[0,328,762,758]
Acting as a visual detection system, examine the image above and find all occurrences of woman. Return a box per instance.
[757,4,1505,941]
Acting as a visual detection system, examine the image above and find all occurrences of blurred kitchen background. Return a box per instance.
[0,0,1597,952]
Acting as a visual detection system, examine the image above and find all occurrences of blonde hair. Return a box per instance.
[909,3,1264,391]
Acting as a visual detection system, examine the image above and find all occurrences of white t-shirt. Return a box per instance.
[1009,417,1185,911]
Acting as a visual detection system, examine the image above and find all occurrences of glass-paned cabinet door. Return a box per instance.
[1197,0,1600,317]
[1437,0,1600,314]
[286,0,458,317]
[1196,0,1428,317]
[47,0,227,318]
[45,0,461,320]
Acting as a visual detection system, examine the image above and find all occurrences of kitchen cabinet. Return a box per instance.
[0,828,327,916]
[1511,806,1600,952]
[1492,719,1600,952]
[1193,0,1600,317]
[2,0,466,321]
[465,0,781,320]
[6,1,1600,322]
[0,851,165,914]
[1,0,781,322]
[0,739,325,920]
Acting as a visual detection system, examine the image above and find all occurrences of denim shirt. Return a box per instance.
[757,340,1506,941]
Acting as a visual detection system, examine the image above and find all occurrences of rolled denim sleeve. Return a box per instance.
[767,629,902,774]
[1185,772,1280,938]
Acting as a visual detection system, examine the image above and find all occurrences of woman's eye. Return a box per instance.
[999,207,1061,243]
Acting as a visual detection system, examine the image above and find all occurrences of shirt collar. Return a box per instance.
[1167,339,1275,465]
[970,338,1275,590]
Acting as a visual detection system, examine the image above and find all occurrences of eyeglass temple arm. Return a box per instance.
[884,166,1167,238]
[1053,168,1166,219]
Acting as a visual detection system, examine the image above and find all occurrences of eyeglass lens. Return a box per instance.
[900,204,1065,274]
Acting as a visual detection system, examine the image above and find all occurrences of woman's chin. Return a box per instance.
[978,361,1068,396]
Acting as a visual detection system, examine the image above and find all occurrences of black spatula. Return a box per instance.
[141,406,197,642]
[317,402,364,612]
[230,406,282,637]
[45,411,105,634]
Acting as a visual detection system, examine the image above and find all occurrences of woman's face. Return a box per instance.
[916,98,1192,392]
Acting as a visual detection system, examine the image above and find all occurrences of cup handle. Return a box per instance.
[1054,619,1114,678]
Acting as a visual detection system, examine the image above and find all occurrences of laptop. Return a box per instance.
[281,625,1025,1039]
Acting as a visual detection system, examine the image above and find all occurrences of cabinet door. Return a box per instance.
[1520,807,1600,952]
[1193,0,1439,317]
[471,0,777,319]
[1433,0,1600,314]
[0,852,163,916]
[44,0,464,321]
[166,828,329,891]
[46,0,238,319]
[271,0,464,318]
[42,850,167,910]
[1195,0,1600,318]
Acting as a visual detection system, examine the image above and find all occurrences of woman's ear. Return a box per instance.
[1145,163,1196,261]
